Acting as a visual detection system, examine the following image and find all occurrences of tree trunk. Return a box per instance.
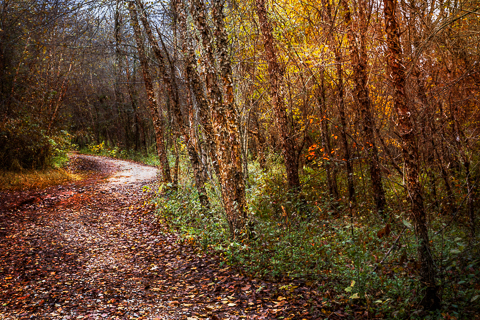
[254,0,300,191]
[342,0,386,216]
[114,0,127,150]
[128,2,171,182]
[383,0,440,310]
[317,69,339,203]
[184,69,211,209]
[136,0,209,206]
[252,110,267,170]
[321,0,355,204]
[176,0,218,173]
[189,0,248,237]
[173,136,180,187]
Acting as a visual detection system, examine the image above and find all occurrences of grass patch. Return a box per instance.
[0,168,81,191]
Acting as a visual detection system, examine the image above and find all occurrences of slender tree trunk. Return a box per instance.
[342,0,386,216]
[125,56,142,153]
[128,1,171,182]
[254,0,300,191]
[335,52,356,204]
[176,0,218,174]
[47,62,72,134]
[136,0,209,206]
[182,57,211,209]
[252,110,267,170]
[384,0,440,309]
[189,0,248,237]
[173,136,180,187]
[322,0,355,204]
[317,69,339,203]
[465,160,476,237]
[114,0,127,150]
[451,99,476,236]
[185,90,211,209]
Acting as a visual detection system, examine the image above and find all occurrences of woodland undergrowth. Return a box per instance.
[0,122,80,190]
[74,144,480,318]
[150,153,480,319]
[79,141,160,167]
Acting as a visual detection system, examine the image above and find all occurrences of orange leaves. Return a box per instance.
[306,143,336,161]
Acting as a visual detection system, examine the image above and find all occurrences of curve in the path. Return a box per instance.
[0,155,327,320]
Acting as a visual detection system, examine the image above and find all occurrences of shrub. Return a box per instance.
[0,118,52,170]
[0,118,75,171]
[49,130,76,167]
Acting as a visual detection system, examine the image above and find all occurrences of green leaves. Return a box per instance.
[402,219,413,230]
[344,280,355,293]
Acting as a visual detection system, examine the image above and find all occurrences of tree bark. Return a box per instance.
[176,0,218,173]
[322,0,355,204]
[342,0,386,216]
[317,69,339,203]
[189,0,248,237]
[383,0,440,310]
[254,0,300,191]
[136,0,210,206]
[128,1,171,182]
[252,109,267,170]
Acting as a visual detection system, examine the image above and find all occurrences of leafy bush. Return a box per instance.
[0,118,52,170]
[49,130,76,167]
[0,118,75,171]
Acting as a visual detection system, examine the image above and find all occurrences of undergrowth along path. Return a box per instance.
[0,155,333,319]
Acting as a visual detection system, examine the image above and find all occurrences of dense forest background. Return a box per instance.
[1,0,479,317]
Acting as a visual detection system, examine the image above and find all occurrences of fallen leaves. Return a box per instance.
[0,155,342,319]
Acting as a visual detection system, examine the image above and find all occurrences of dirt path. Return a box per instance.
[0,155,326,320]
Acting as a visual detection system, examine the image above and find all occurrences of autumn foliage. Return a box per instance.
[1,0,480,317]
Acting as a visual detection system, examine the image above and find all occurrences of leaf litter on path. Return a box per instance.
[0,155,341,319]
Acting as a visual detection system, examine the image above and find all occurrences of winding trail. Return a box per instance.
[0,155,325,320]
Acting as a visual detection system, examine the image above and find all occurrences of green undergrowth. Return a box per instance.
[0,118,79,190]
[1,117,74,171]
[79,141,160,167]
[153,157,480,319]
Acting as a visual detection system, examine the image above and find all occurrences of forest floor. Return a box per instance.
[0,154,339,320]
